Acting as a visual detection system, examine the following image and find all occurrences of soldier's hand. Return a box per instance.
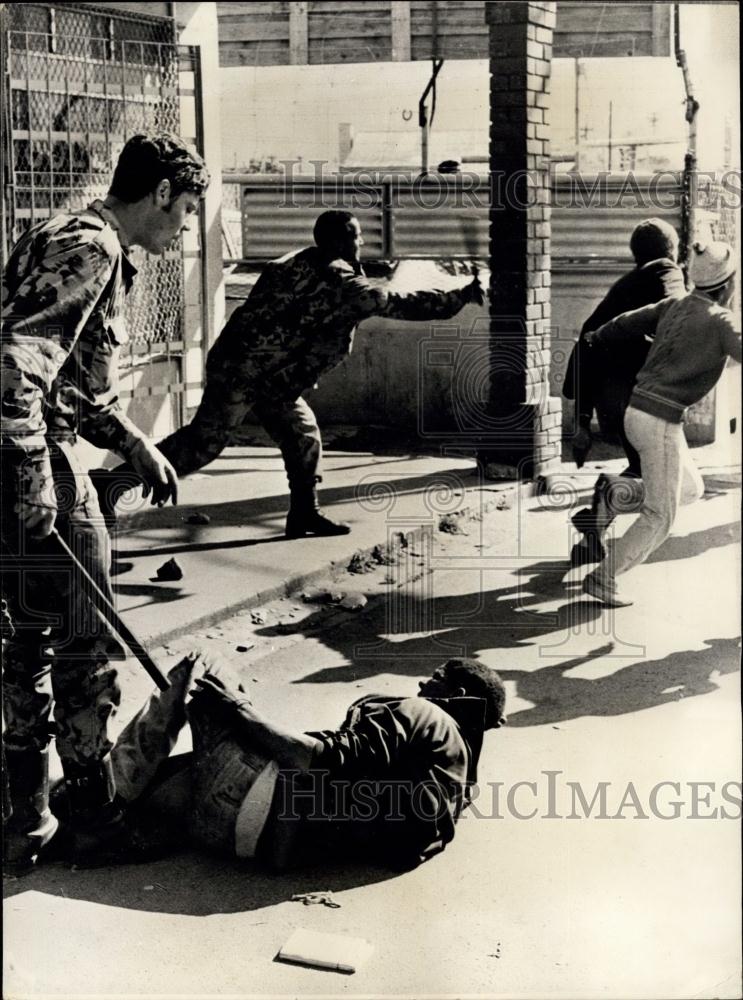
[130,439,179,507]
[20,499,57,539]
[467,272,485,306]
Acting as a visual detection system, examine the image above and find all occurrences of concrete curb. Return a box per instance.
[142,477,535,648]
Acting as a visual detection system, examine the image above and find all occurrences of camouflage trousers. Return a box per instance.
[156,367,322,490]
[1,440,124,765]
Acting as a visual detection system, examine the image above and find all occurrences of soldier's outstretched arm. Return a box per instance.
[340,270,483,324]
[383,272,484,321]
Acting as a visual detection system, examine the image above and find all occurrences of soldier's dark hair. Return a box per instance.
[629,218,679,265]
[313,210,358,249]
[109,133,210,203]
[442,658,506,729]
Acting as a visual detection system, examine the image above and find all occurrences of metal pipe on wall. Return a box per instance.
[674,2,700,271]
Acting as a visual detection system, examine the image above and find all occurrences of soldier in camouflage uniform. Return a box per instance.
[103,210,484,537]
[1,133,209,872]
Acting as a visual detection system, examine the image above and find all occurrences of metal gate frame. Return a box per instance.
[0,3,205,431]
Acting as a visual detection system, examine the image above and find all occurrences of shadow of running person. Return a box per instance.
[645,519,740,564]
[497,636,741,728]
[251,560,604,686]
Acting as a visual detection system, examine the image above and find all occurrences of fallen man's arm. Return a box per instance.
[191,674,321,771]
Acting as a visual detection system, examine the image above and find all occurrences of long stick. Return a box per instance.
[50,528,170,691]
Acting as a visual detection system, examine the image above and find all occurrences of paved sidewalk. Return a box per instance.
[109,446,519,644]
[4,449,740,999]
[109,438,740,647]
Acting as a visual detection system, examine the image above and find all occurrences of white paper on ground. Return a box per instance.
[276,928,374,974]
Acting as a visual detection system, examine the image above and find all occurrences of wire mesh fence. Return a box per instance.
[3,3,185,347]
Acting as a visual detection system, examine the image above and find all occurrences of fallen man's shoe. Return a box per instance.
[69,809,178,869]
[285,509,351,539]
[582,572,633,608]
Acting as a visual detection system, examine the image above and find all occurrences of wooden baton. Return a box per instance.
[50,528,170,691]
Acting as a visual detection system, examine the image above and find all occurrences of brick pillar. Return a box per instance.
[483,2,560,479]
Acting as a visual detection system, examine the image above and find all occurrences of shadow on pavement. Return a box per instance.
[646,520,740,564]
[114,534,285,561]
[113,464,482,541]
[497,636,740,727]
[254,561,604,684]
[2,848,396,917]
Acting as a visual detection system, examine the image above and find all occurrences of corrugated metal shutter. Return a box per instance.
[241,181,384,259]
[235,174,682,262]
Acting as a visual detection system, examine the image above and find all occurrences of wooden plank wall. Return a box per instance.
[55,1,173,19]
[217,1,672,67]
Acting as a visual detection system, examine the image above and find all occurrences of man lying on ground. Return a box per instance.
[50,652,506,872]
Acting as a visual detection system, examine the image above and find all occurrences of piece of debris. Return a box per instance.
[183,512,210,525]
[250,609,267,624]
[301,586,344,604]
[301,586,325,602]
[205,633,221,640]
[339,592,367,611]
[154,557,183,581]
[347,551,376,574]
[236,643,255,653]
[347,544,397,574]
[291,890,341,908]
[372,544,396,565]
[495,494,511,511]
[277,927,373,974]
[438,514,467,535]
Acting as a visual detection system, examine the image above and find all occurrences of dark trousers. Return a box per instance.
[156,368,322,490]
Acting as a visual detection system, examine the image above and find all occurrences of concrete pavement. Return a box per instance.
[3,442,741,999]
[107,445,520,644]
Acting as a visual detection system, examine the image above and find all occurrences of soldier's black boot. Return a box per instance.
[3,746,60,876]
[62,757,171,869]
[285,484,350,539]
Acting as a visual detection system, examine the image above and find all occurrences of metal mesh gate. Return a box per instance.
[1,3,201,430]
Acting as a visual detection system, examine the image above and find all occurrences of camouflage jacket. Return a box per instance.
[1,201,145,498]
[209,247,474,400]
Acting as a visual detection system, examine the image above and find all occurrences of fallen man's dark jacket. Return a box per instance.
[277,694,487,870]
